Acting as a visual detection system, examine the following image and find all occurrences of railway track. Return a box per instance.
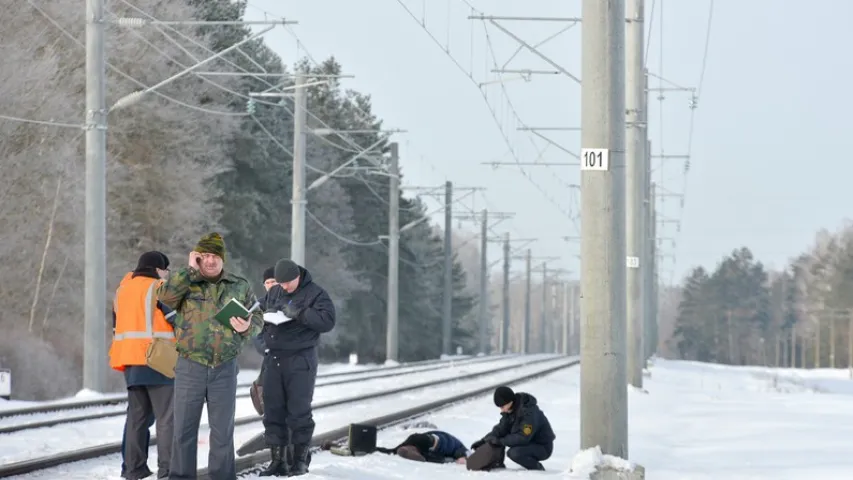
[206,357,578,480]
[0,353,512,434]
[0,354,572,478]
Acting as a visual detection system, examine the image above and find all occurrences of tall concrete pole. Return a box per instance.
[580,0,629,459]
[625,0,646,389]
[540,263,549,353]
[442,181,453,355]
[501,233,511,353]
[290,73,308,266]
[478,209,489,354]
[523,249,532,354]
[385,143,400,363]
[84,0,108,393]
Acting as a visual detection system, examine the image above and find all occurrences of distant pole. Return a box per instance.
[442,181,453,355]
[625,0,646,389]
[562,282,570,355]
[569,283,577,355]
[523,249,532,354]
[385,143,400,363]
[84,0,108,393]
[478,209,489,354]
[501,233,511,353]
[580,0,628,459]
[540,263,549,353]
[650,181,658,358]
[290,73,308,266]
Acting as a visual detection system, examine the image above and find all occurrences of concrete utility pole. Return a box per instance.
[540,263,548,354]
[478,209,489,354]
[625,0,646,389]
[442,181,453,356]
[290,73,308,266]
[84,0,108,393]
[385,143,400,363]
[523,249,532,354]
[580,0,629,460]
[501,233,511,353]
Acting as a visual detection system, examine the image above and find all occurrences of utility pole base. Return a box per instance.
[590,464,646,480]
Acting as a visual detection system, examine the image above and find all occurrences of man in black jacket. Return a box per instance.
[470,386,556,471]
[258,259,335,477]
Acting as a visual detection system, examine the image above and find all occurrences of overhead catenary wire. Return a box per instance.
[24,0,246,117]
[0,114,82,129]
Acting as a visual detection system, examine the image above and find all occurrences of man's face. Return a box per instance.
[263,278,277,291]
[280,276,300,293]
[197,253,224,278]
[156,267,169,279]
[500,401,513,414]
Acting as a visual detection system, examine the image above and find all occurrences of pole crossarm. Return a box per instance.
[473,19,581,83]
[468,15,582,22]
[113,18,297,26]
[110,25,274,111]
[483,162,579,167]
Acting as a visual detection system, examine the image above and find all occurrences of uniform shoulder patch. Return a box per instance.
[522,424,533,436]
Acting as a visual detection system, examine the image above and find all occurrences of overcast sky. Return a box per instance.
[244,0,853,284]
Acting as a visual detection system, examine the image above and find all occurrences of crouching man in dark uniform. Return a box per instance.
[259,259,335,477]
[470,386,555,471]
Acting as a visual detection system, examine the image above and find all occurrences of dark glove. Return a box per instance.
[282,303,301,320]
[470,440,485,450]
[487,437,502,447]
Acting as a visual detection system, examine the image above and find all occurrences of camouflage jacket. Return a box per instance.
[157,266,263,367]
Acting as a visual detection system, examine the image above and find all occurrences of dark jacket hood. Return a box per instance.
[292,266,314,293]
[513,392,538,411]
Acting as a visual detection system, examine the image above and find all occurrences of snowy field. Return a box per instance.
[6,357,853,479]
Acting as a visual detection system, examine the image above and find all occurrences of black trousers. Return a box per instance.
[507,442,553,470]
[125,385,174,479]
[262,348,318,446]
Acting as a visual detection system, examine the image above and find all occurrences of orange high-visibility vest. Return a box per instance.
[108,273,176,372]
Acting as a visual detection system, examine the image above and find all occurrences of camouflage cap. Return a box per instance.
[194,232,226,261]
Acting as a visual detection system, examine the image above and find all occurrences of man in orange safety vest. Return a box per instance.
[110,251,176,480]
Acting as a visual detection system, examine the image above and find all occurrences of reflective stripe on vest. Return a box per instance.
[113,281,175,341]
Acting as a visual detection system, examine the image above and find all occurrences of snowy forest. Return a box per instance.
[1,0,561,400]
[662,222,853,370]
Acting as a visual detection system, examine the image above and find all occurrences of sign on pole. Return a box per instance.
[0,369,10,400]
[581,148,610,171]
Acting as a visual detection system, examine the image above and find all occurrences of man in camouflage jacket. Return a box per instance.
[157,232,263,480]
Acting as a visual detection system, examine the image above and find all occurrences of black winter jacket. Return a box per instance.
[482,392,556,448]
[260,267,335,353]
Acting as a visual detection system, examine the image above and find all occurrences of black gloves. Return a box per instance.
[283,303,301,320]
[471,436,501,450]
[470,440,485,450]
[487,437,502,447]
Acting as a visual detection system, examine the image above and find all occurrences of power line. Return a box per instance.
[0,114,81,129]
[305,208,382,247]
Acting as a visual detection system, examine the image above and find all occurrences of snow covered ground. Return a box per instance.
[0,362,371,413]
[7,357,853,479]
[0,355,556,467]
[251,358,853,480]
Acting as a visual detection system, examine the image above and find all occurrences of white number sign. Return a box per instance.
[581,148,609,171]
[0,369,10,397]
[626,256,640,268]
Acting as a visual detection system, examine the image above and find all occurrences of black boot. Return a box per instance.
[289,444,311,476]
[259,445,290,477]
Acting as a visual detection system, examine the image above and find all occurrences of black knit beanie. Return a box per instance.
[263,266,275,281]
[274,259,301,283]
[135,251,168,271]
[493,386,515,407]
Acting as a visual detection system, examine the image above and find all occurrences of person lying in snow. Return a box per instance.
[376,431,469,464]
